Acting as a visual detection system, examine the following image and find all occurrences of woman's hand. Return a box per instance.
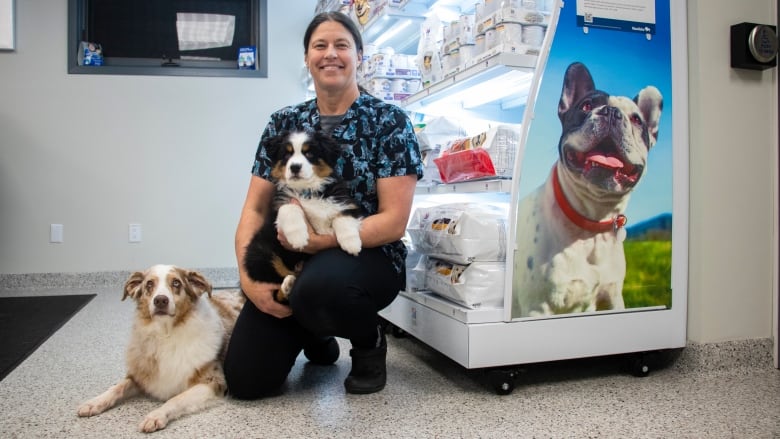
[242,280,292,319]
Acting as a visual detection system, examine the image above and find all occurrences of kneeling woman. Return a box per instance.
[224,11,423,398]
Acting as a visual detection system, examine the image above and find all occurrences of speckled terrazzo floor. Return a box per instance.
[0,285,778,439]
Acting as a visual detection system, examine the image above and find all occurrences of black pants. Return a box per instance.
[224,246,403,400]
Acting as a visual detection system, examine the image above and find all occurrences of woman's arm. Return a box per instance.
[357,174,417,247]
[236,175,292,318]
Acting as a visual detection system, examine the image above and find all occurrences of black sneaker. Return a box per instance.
[303,336,340,365]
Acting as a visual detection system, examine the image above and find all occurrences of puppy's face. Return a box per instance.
[123,265,212,324]
[557,62,662,194]
[263,131,340,192]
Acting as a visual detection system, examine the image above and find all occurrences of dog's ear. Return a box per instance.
[122,271,145,301]
[312,130,341,165]
[185,270,213,298]
[259,131,288,162]
[558,62,596,122]
[634,86,663,148]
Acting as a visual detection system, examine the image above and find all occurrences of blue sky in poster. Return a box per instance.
[518,0,673,224]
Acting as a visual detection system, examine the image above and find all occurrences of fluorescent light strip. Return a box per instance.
[460,71,534,109]
[372,19,413,47]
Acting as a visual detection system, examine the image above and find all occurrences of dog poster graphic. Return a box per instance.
[510,0,673,319]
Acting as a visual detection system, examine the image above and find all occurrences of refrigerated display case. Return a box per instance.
[323,0,689,394]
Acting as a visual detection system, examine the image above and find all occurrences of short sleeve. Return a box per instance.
[375,106,425,180]
[251,123,276,179]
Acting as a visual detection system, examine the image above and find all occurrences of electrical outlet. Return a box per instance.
[129,223,142,243]
[50,224,64,243]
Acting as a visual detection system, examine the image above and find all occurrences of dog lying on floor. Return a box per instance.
[512,62,663,317]
[76,265,244,433]
[244,130,365,302]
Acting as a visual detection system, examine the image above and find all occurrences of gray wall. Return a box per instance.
[686,0,777,344]
[0,0,317,274]
[0,1,777,345]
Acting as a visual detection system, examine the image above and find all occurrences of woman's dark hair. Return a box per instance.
[303,11,364,56]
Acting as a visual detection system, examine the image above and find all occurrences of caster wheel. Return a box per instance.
[390,325,407,338]
[488,369,518,395]
[629,353,651,377]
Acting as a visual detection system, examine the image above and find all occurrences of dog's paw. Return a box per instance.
[338,236,362,256]
[139,411,168,433]
[77,400,108,417]
[333,217,362,256]
[278,204,309,250]
[278,275,296,302]
[285,228,309,250]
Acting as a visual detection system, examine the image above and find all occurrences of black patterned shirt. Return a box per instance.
[251,92,424,274]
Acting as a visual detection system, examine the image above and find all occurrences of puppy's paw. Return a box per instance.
[77,399,109,417]
[278,275,296,302]
[333,217,362,256]
[284,228,310,250]
[278,204,309,250]
[338,236,362,256]
[139,410,168,433]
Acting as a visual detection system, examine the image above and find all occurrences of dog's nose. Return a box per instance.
[289,163,302,175]
[600,106,623,122]
[153,295,169,309]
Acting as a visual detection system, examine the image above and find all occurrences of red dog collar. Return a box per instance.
[552,166,627,233]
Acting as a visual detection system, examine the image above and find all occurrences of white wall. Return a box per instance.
[0,1,777,344]
[0,0,316,274]
[687,0,777,343]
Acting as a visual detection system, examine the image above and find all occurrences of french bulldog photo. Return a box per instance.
[512,61,663,318]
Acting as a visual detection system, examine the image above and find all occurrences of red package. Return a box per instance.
[433,149,496,183]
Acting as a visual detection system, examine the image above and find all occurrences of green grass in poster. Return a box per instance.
[622,240,673,309]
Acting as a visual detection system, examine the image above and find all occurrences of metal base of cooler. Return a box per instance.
[380,291,686,394]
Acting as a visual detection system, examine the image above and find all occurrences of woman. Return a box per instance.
[224,11,423,398]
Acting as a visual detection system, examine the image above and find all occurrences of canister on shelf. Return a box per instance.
[522,25,545,47]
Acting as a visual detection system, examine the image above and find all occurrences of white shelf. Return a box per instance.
[402,51,538,114]
[380,293,685,369]
[415,178,513,194]
[359,1,430,54]
[399,290,505,324]
[359,0,483,54]
[351,1,541,113]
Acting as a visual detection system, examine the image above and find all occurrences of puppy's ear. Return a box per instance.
[558,62,596,122]
[313,130,341,166]
[259,131,288,162]
[634,86,663,148]
[122,271,145,301]
[186,270,213,298]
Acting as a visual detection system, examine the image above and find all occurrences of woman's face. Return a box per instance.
[305,20,361,94]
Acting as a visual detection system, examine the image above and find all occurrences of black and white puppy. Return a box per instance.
[513,62,663,317]
[244,130,364,302]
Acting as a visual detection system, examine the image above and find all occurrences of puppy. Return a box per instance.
[244,130,364,302]
[513,62,663,317]
[77,265,244,433]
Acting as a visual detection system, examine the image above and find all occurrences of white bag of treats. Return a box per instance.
[408,203,508,264]
[404,244,427,293]
[424,257,505,309]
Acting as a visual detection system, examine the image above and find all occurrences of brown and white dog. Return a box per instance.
[244,130,364,303]
[77,265,244,433]
[512,62,663,318]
